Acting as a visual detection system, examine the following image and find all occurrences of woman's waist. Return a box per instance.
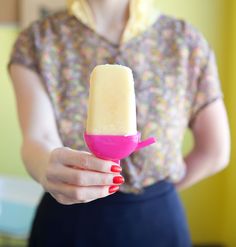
[95,180,174,204]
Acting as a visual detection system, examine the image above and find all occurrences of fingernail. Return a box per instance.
[113,176,125,184]
[111,165,122,173]
[109,185,119,194]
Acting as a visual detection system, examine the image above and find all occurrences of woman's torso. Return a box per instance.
[9,11,219,193]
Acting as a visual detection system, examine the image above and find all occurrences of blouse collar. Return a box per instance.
[67,0,160,44]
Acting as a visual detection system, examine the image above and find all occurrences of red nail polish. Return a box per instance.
[109,185,119,194]
[111,165,122,173]
[113,176,125,184]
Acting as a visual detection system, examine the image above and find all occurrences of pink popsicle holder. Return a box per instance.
[84,132,156,165]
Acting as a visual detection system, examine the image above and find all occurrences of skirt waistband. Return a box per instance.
[95,180,174,204]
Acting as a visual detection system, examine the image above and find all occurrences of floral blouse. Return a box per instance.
[8,11,222,194]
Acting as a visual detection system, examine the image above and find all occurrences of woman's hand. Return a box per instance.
[9,65,124,205]
[41,147,124,205]
[176,99,230,191]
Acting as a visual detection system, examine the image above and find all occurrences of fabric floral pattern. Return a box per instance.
[8,11,223,194]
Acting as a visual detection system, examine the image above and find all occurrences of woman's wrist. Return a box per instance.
[21,138,62,185]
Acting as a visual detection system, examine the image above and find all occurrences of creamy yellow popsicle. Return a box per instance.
[86,64,137,135]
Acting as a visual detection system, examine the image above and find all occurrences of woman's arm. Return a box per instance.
[9,64,63,183]
[9,65,124,204]
[175,99,230,191]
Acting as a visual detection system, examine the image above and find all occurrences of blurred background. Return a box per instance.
[0,0,235,246]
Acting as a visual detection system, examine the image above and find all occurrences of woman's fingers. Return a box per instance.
[45,147,123,205]
[47,181,118,205]
[51,166,124,186]
[52,147,121,173]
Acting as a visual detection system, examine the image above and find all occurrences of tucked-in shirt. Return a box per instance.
[8,11,222,194]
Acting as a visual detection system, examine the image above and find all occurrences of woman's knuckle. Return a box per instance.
[51,148,61,161]
[85,155,92,168]
[77,151,87,166]
[71,188,79,199]
[75,171,83,185]
[75,189,84,201]
[53,147,69,163]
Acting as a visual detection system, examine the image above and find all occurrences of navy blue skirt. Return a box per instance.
[28,181,191,247]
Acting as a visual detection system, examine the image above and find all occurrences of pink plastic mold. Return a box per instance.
[84,132,156,164]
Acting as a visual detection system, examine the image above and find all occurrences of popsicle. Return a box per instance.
[86,64,137,135]
[84,64,156,163]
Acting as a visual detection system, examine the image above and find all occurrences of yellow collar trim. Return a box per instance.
[67,0,160,44]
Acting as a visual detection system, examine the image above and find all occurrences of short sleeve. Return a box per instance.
[186,25,223,127]
[8,25,39,73]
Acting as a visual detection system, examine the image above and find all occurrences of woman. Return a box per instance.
[8,0,230,246]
